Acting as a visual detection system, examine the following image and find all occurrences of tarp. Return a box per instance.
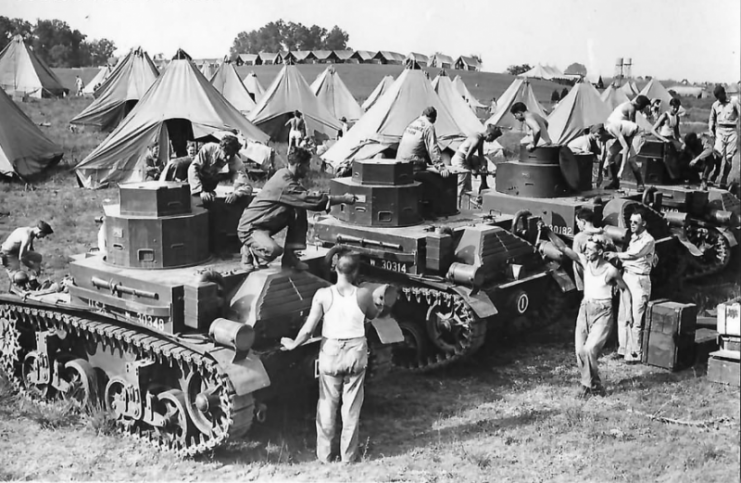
[0,35,68,98]
[82,65,112,95]
[519,64,566,81]
[432,72,484,136]
[310,66,364,121]
[547,80,612,145]
[322,68,467,168]
[248,64,342,142]
[210,61,256,114]
[362,75,394,111]
[70,48,159,131]
[75,58,269,188]
[0,87,63,178]
[485,78,548,131]
[242,71,265,102]
[600,84,630,111]
[452,75,486,109]
[639,78,674,107]
[668,85,705,98]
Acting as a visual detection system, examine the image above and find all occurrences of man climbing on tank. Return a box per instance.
[281,249,390,463]
[187,133,253,205]
[237,147,355,271]
[684,132,721,190]
[1,221,53,290]
[451,124,502,207]
[510,102,552,152]
[568,124,612,187]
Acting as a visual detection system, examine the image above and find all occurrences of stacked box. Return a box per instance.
[708,303,740,386]
[641,300,697,371]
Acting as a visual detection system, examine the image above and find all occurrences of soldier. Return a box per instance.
[606,95,651,125]
[509,102,552,152]
[237,147,355,271]
[397,106,451,178]
[187,134,253,205]
[451,124,502,207]
[281,249,389,463]
[1,221,53,288]
[143,142,163,181]
[709,85,740,188]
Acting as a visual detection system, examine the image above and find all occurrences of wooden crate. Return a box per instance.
[707,350,740,387]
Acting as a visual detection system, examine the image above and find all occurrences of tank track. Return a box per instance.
[683,226,733,281]
[0,300,253,457]
[391,285,487,373]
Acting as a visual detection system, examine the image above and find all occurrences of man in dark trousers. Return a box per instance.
[237,147,355,271]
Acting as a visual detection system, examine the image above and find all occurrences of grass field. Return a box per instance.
[0,69,738,482]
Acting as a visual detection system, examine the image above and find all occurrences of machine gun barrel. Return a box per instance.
[91,276,159,299]
[336,234,403,251]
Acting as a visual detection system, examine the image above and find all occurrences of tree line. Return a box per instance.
[230,20,349,58]
[0,16,116,68]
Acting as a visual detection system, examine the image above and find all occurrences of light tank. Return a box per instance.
[480,145,692,290]
[621,138,740,279]
[309,158,577,372]
[0,181,401,456]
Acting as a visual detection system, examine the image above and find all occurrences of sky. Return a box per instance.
[3,0,740,83]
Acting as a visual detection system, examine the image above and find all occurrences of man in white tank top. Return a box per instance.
[541,222,632,398]
[281,250,391,463]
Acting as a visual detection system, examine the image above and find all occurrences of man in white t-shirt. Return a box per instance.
[282,250,393,463]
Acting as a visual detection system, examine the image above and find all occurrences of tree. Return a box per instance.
[506,64,532,76]
[86,38,116,65]
[565,62,587,77]
[551,89,561,102]
[230,20,349,56]
[0,16,33,51]
[32,19,87,67]
[324,25,348,50]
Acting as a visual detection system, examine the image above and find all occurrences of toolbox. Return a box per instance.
[641,299,698,371]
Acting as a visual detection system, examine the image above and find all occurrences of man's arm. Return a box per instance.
[608,267,633,324]
[526,117,542,148]
[542,224,582,265]
[609,237,654,261]
[187,148,209,195]
[709,104,717,135]
[228,156,253,200]
[357,287,380,320]
[17,232,32,260]
[281,289,326,350]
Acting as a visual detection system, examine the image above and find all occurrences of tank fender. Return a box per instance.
[550,267,576,293]
[715,226,738,247]
[207,347,271,396]
[670,228,704,256]
[450,285,498,319]
[369,315,404,344]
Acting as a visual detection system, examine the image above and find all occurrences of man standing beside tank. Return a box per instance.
[709,85,740,189]
[281,249,389,463]
[604,208,655,363]
[237,147,355,271]
[187,134,253,205]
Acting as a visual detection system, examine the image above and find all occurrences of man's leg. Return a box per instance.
[579,301,613,392]
[574,302,591,391]
[719,129,738,187]
[283,209,309,270]
[616,287,630,356]
[339,369,366,463]
[457,171,472,208]
[239,229,283,267]
[316,371,343,463]
[623,273,650,362]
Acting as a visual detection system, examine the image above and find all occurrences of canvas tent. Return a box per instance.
[322,68,467,168]
[0,34,68,98]
[247,64,342,142]
[519,64,565,81]
[432,72,484,136]
[210,61,256,114]
[0,87,63,178]
[455,56,481,72]
[362,75,394,111]
[75,58,269,188]
[620,80,639,97]
[485,78,548,131]
[200,62,217,80]
[310,66,364,122]
[70,48,160,132]
[452,75,486,110]
[374,51,405,65]
[82,65,112,95]
[547,80,612,145]
[639,78,674,107]
[242,71,265,103]
[600,83,630,111]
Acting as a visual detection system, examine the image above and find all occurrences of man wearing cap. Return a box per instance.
[1,221,53,287]
[187,134,253,205]
[709,85,740,188]
[238,147,356,271]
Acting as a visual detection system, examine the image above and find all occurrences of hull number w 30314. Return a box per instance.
[368,258,408,273]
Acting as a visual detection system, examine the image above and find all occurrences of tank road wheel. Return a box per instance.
[0,315,21,377]
[184,371,227,437]
[391,321,430,368]
[426,302,479,354]
[531,277,572,329]
[155,389,192,448]
[21,352,53,399]
[60,359,99,407]
[686,227,732,279]
[104,377,137,430]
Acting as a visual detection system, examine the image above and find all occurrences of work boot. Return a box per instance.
[281,250,309,271]
[591,384,607,397]
[576,385,592,399]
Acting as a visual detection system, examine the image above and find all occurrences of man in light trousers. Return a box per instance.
[605,208,656,362]
[282,249,390,463]
[709,85,740,188]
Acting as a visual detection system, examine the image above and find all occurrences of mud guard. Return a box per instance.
[715,227,738,248]
[450,285,498,319]
[550,268,576,293]
[207,347,271,396]
[670,228,704,256]
[369,315,404,344]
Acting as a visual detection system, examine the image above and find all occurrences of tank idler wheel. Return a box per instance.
[156,389,192,447]
[392,322,430,367]
[184,371,225,436]
[60,359,99,407]
[21,351,53,399]
[426,303,468,354]
[104,377,137,429]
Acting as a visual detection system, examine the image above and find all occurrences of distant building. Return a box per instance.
[373,51,405,65]
[259,52,281,65]
[432,53,454,69]
[291,51,317,64]
[312,50,340,63]
[455,55,481,72]
[405,52,429,69]
[236,54,261,66]
[333,50,355,63]
[351,50,379,64]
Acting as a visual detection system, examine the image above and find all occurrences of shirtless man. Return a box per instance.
[606,95,651,125]
[1,221,53,287]
[451,124,502,206]
[286,111,307,150]
[510,102,552,152]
